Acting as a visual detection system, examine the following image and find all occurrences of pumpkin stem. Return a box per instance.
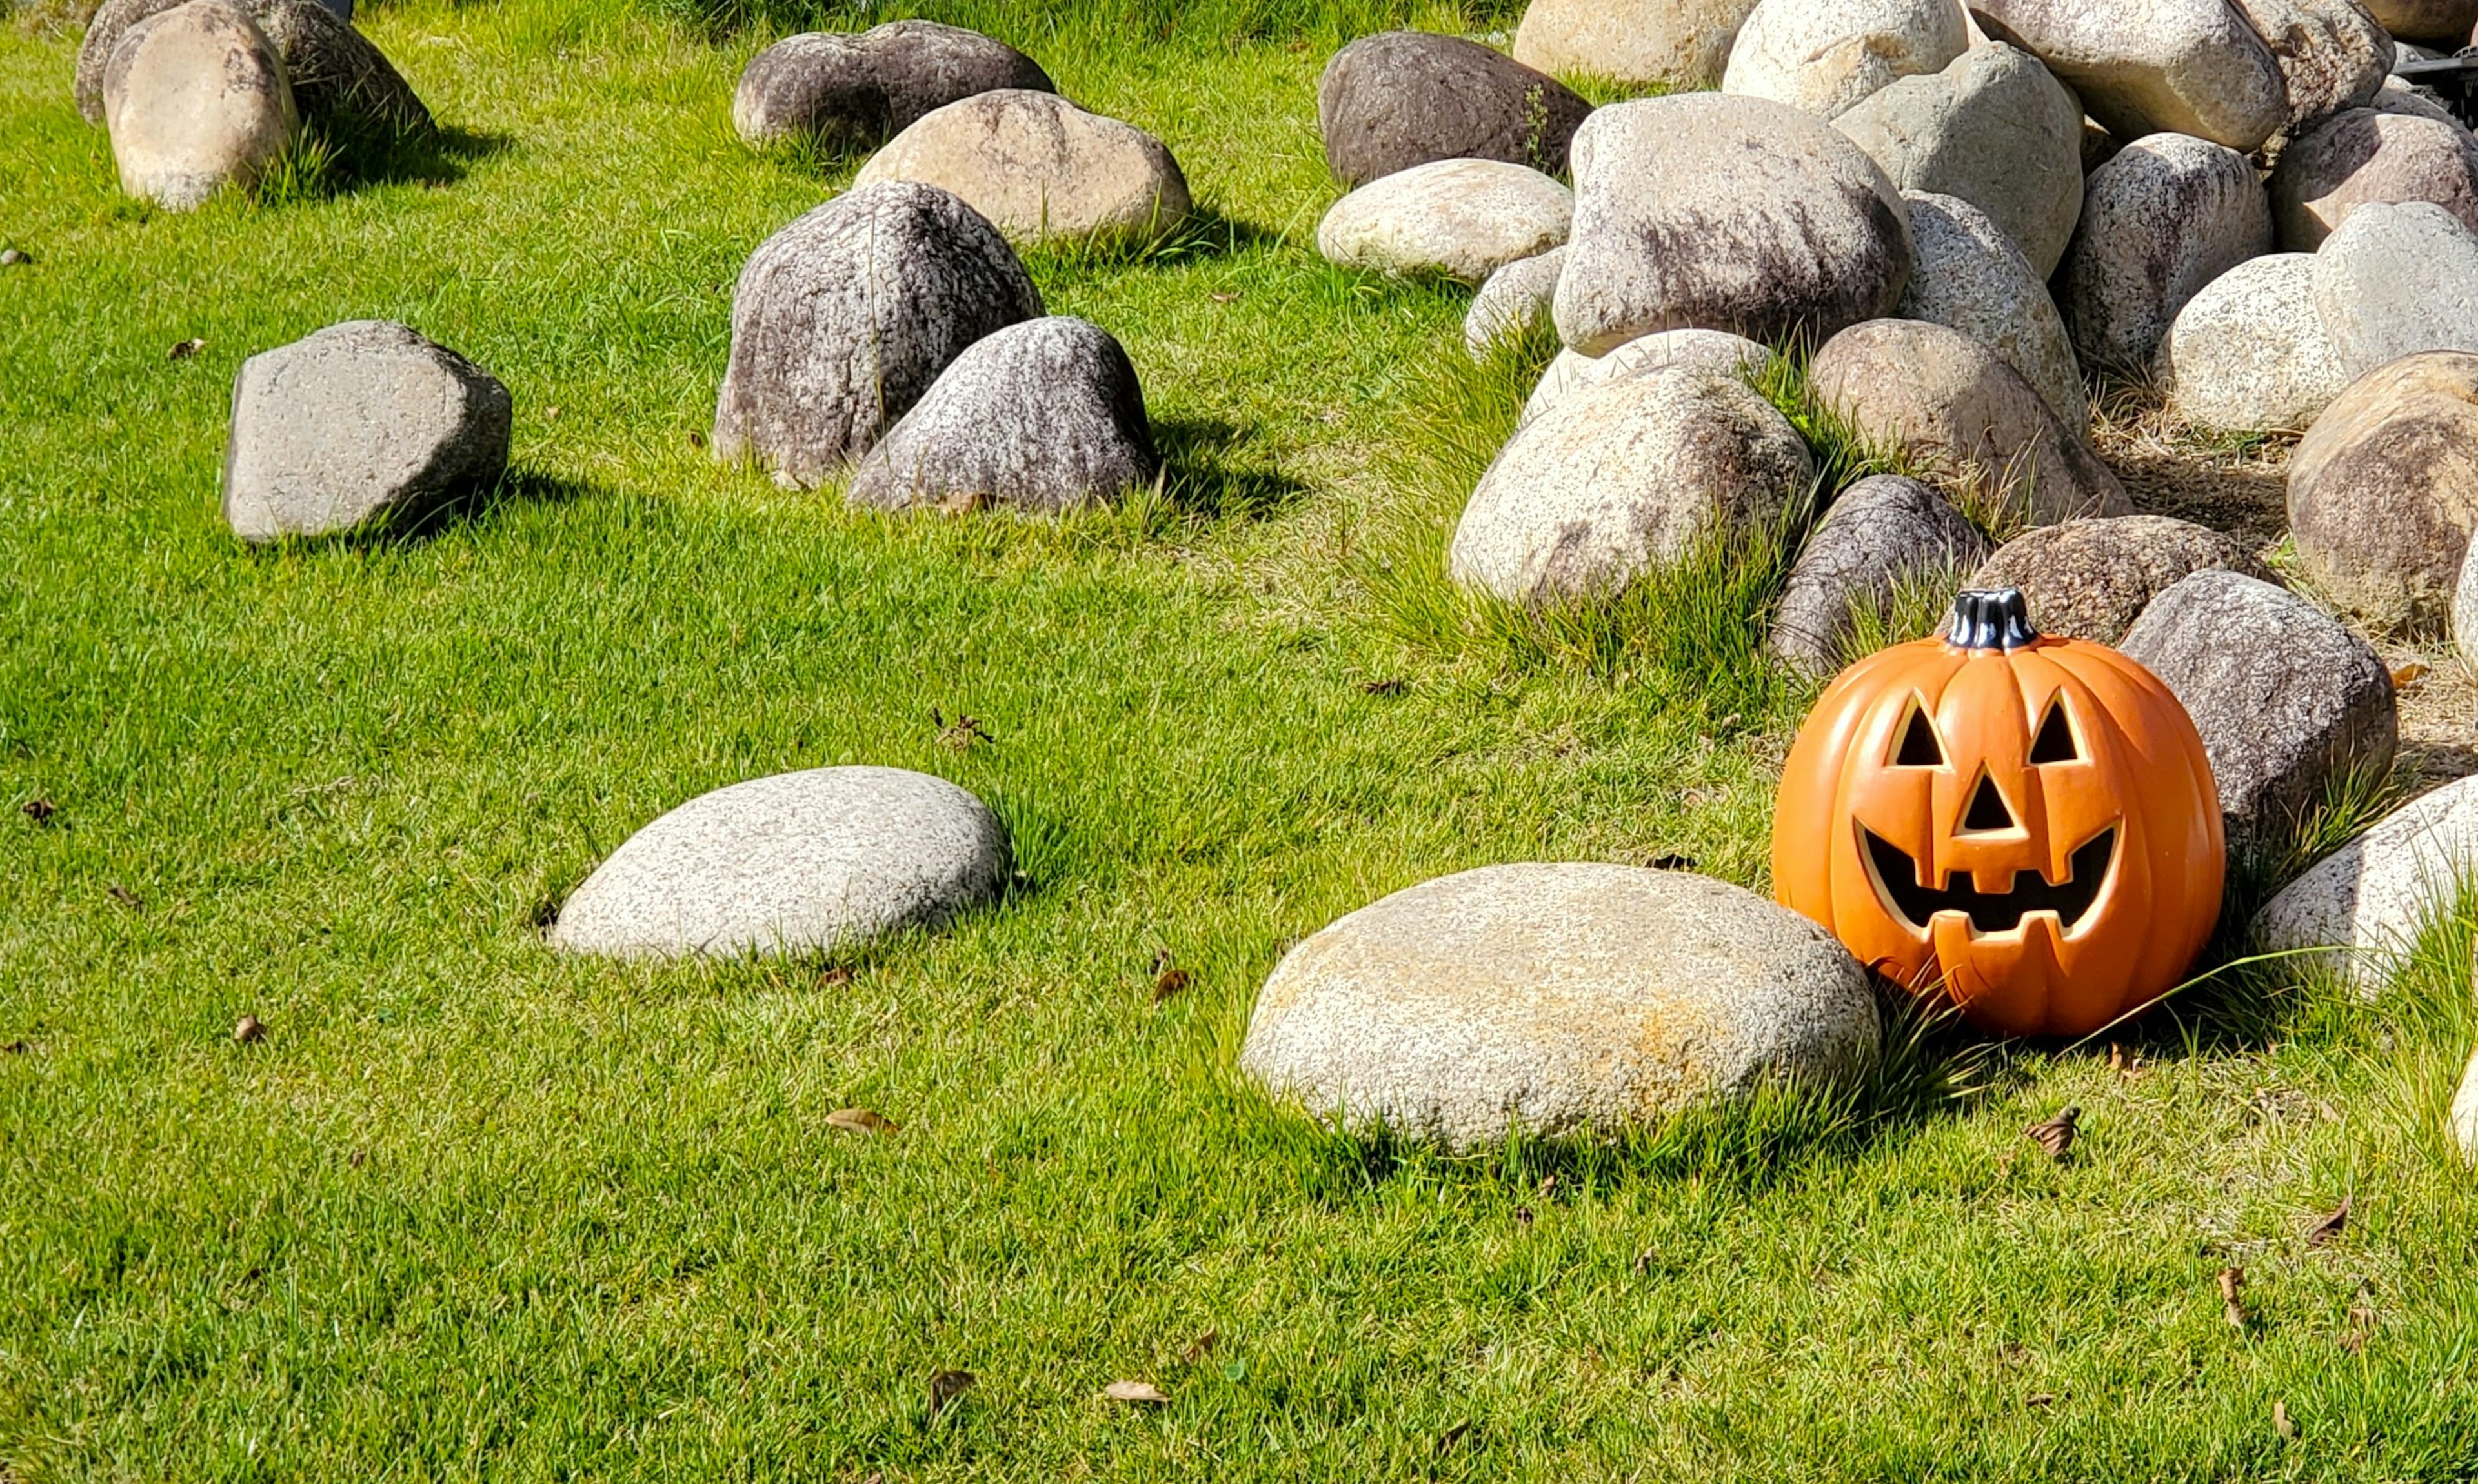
[1948,588,2039,652]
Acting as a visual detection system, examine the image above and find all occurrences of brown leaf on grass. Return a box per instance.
[1180,1329,1218,1364]
[2026,1392,2056,1409]
[1359,677,1407,696]
[107,884,143,910]
[818,967,853,988]
[232,1014,265,1044]
[927,1369,974,1417]
[827,1107,897,1135]
[2274,1399,2297,1439]
[20,798,55,825]
[168,337,204,361]
[2220,1266,2248,1330]
[1208,291,1239,304]
[2391,662,2428,689]
[936,712,992,750]
[1152,968,1191,1003]
[1632,1250,1653,1274]
[1102,1379,1168,1404]
[1436,1421,1474,1454]
[2026,1105,2079,1159]
[2307,1197,2351,1247]
[2340,1305,2375,1353]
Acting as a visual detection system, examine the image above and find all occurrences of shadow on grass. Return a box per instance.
[1154,414,1306,523]
[257,123,514,205]
[250,466,596,552]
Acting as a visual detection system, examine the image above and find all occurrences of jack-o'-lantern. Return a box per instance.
[1773,588,2223,1038]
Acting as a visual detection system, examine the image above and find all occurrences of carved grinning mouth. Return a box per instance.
[1862,827,2117,935]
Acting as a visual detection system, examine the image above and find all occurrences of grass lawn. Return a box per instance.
[5,0,2478,1475]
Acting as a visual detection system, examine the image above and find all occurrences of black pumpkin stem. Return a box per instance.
[1948,588,2040,652]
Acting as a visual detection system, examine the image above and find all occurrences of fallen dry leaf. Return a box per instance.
[1180,1329,1218,1364]
[2026,1105,2079,1160]
[1102,1379,1168,1404]
[819,967,853,988]
[1436,1421,1474,1454]
[1208,291,1238,304]
[2341,1304,2375,1353]
[2390,662,2428,689]
[934,710,992,750]
[827,1107,897,1135]
[927,1369,974,1417]
[232,1014,265,1044]
[1632,1250,1653,1274]
[544,406,561,420]
[168,337,204,361]
[108,884,143,910]
[2221,1266,2248,1330]
[2275,1399,2297,1439]
[2307,1196,2351,1247]
[1152,968,1191,1003]
[2026,1392,2056,1409]
[1359,677,1407,696]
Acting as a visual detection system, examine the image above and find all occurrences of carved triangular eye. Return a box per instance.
[2029,699,2079,764]
[1893,703,1944,767]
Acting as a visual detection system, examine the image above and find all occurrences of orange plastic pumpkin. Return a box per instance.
[1772,588,2224,1038]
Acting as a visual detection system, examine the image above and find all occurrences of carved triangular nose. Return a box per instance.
[1961,772,2015,832]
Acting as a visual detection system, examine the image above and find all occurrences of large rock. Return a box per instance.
[1969,515,2275,643]
[712,181,1042,489]
[1810,317,2130,524]
[81,0,428,137]
[2453,1047,2478,1160]
[1450,368,1815,603]
[1720,0,1969,119]
[1318,31,1593,186]
[1897,191,2086,430]
[1238,864,1880,1150]
[1554,93,1913,354]
[732,21,1053,150]
[2058,132,2273,373]
[2231,0,2392,129]
[1830,42,2086,277]
[2364,0,2478,46]
[1521,329,1775,426]
[2310,200,2478,379]
[221,320,510,542]
[2253,773,2478,990]
[1767,474,1989,675]
[1511,0,1760,90]
[847,317,1157,514]
[102,0,293,211]
[550,767,1009,960]
[2287,350,2478,631]
[852,90,1190,246]
[1969,0,2288,151]
[2159,253,2351,432]
[2454,537,2478,653]
[1316,158,1571,285]
[2271,108,2478,251]
[1465,246,1565,358]
[2119,572,2396,850]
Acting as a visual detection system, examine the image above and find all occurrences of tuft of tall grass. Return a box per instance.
[648,0,1520,47]
[248,127,344,207]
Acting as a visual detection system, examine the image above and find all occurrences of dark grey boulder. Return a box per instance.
[2118,570,2397,849]
[80,0,430,135]
[222,320,510,542]
[1768,475,1989,676]
[1968,515,2276,644]
[712,181,1042,489]
[848,316,1157,514]
[732,20,1052,149]
[1316,30,1593,186]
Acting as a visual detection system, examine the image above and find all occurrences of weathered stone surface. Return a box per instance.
[1969,515,2275,643]
[1554,93,1913,354]
[2254,772,2478,990]
[2232,0,2392,129]
[81,0,428,136]
[2311,200,2478,379]
[1969,0,2288,151]
[1721,0,1969,119]
[2119,572,2395,852]
[712,181,1042,489]
[2160,253,2351,432]
[550,767,1009,960]
[103,0,293,211]
[2454,536,2478,652]
[1811,317,2130,524]
[1831,42,2086,276]
[1768,474,1989,674]
[1465,246,1565,358]
[1511,0,1760,90]
[1897,191,2086,429]
[2272,108,2478,251]
[1520,328,1776,425]
[2372,73,2461,124]
[1238,864,1880,1150]
[2453,1046,2478,1159]
[2364,0,2478,46]
[2058,132,2273,372]
[848,317,1156,514]
[732,21,1052,149]
[1451,368,1814,603]
[222,320,510,542]
[1318,30,1593,185]
[853,90,1190,246]
[1317,158,1571,285]
[2287,349,2478,631]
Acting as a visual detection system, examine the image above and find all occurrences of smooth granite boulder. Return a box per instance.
[1969,0,2288,151]
[1511,0,1760,90]
[1897,190,2086,429]
[1465,246,1566,358]
[2254,772,2478,990]
[2159,253,2351,432]
[1317,158,1572,285]
[1318,30,1593,185]
[2058,132,2273,372]
[81,0,428,137]
[1768,474,1989,675]
[1720,0,1969,120]
[2310,199,2478,379]
[1968,515,2275,643]
[732,21,1053,148]
[1521,328,1777,425]
[2287,349,2478,632]
[853,90,1191,246]
[101,0,294,211]
[2272,107,2478,251]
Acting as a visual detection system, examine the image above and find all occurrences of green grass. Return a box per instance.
[8,0,2478,1477]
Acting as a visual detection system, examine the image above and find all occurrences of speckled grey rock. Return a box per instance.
[732,21,1053,150]
[1831,43,2086,277]
[847,316,1156,514]
[550,767,1009,960]
[2272,108,2478,251]
[1511,0,1760,90]
[2310,201,2478,379]
[1768,474,1989,674]
[221,320,510,542]
[1554,93,1913,353]
[1968,515,2276,643]
[2287,350,2478,632]
[853,90,1191,246]
[1897,191,2086,430]
[1969,0,2288,151]
[2119,570,2397,850]
[2253,772,2478,990]
[2232,0,2392,130]
[2364,0,2478,46]
[1465,246,1565,359]
[2159,254,2351,432]
[103,0,294,211]
[712,181,1042,489]
[81,0,428,135]
[2453,539,2478,654]
[2058,132,2273,373]
[1317,158,1571,285]
[1238,863,1881,1150]
[1810,317,2129,525]
[1720,0,1968,119]
[1520,328,1777,425]
[1318,31,1593,186]
[2452,1046,2478,1159]
[1451,368,1814,603]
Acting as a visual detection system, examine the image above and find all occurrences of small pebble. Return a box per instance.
[0,248,28,266]
[232,1013,265,1043]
